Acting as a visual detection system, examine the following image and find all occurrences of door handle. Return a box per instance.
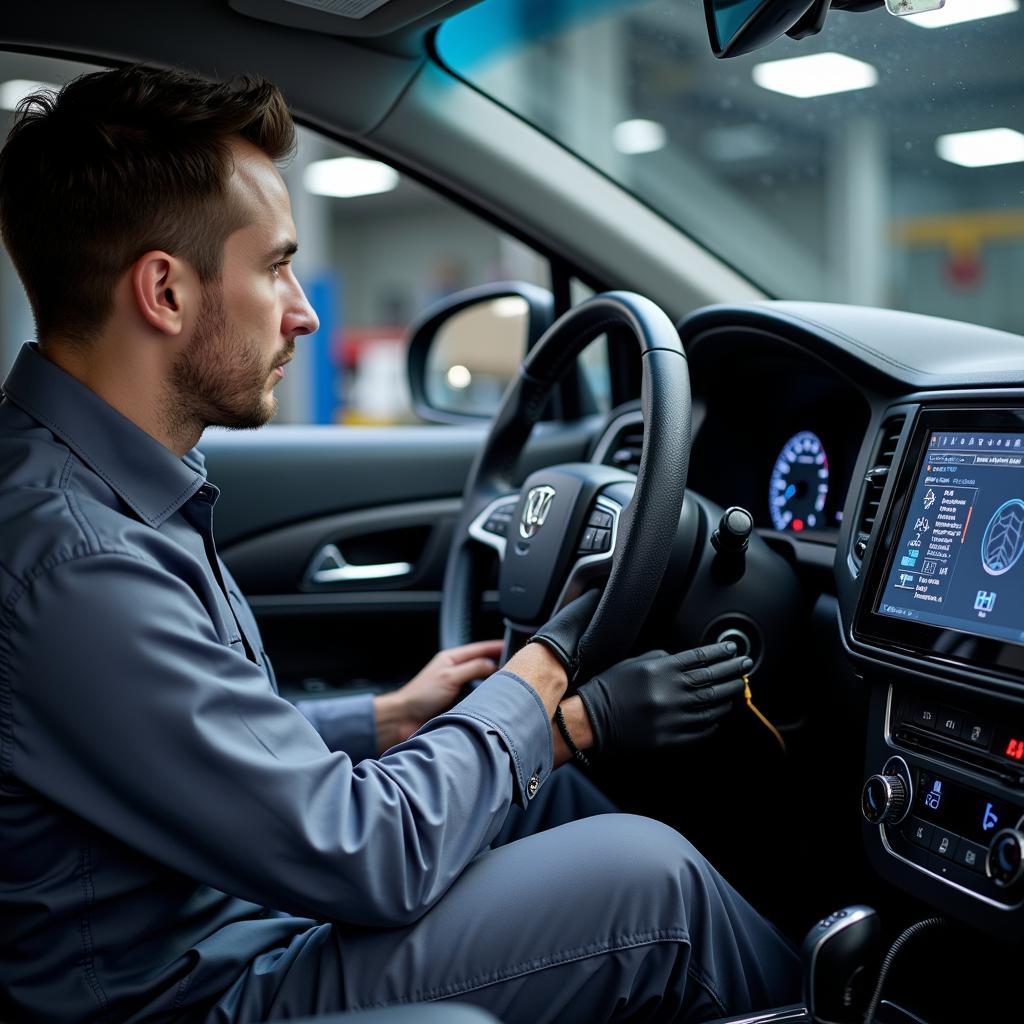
[304,544,412,585]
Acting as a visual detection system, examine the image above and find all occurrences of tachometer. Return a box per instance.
[769,431,829,532]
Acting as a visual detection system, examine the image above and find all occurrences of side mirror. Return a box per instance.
[406,282,554,423]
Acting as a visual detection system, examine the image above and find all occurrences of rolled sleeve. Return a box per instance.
[6,553,545,928]
[296,692,378,764]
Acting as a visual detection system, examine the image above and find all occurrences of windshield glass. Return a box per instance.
[438,0,1024,334]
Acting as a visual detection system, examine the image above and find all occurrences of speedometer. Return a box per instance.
[769,431,829,532]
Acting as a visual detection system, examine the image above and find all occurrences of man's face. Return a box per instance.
[171,140,319,430]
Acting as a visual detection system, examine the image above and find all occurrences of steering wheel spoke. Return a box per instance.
[466,493,520,559]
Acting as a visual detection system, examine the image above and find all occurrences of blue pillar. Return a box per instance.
[308,274,342,425]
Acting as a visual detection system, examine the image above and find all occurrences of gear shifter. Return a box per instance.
[801,905,881,1024]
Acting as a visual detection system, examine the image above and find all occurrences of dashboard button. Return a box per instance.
[904,817,933,850]
[954,837,986,874]
[579,527,597,552]
[929,827,957,859]
[937,707,962,738]
[959,718,993,750]
[912,703,938,730]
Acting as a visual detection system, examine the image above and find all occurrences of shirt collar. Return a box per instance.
[2,342,208,527]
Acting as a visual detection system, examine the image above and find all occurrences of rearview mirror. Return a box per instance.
[406,282,554,423]
[705,0,818,57]
[703,0,939,58]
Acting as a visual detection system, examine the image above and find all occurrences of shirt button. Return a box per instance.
[527,775,539,799]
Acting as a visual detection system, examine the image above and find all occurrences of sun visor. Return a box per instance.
[227,0,466,37]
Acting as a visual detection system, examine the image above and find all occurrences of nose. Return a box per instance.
[284,279,320,338]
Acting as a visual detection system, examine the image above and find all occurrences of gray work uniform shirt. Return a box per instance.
[0,343,552,1024]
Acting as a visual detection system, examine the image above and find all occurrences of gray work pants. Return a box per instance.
[207,767,800,1023]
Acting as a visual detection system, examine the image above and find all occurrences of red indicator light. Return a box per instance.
[1005,738,1024,761]
[792,519,805,532]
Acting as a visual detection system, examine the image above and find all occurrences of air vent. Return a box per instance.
[852,416,905,566]
[604,420,644,475]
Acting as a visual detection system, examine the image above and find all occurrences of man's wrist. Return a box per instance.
[505,642,568,717]
[372,691,418,755]
[553,695,594,767]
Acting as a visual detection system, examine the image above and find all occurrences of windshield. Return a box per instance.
[438,0,1024,334]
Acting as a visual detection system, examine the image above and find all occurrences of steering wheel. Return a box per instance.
[440,291,691,681]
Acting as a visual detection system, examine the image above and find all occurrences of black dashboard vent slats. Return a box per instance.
[853,416,905,566]
[605,420,645,475]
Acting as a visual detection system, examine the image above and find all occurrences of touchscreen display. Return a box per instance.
[878,430,1024,645]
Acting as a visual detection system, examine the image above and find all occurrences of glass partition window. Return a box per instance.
[439,0,1024,335]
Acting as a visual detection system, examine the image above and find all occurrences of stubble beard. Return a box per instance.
[168,282,287,443]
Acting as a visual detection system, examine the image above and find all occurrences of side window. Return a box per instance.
[278,126,551,425]
[570,278,612,415]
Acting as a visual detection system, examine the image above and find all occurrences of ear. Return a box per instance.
[130,251,194,336]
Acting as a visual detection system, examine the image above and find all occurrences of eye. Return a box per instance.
[270,258,291,277]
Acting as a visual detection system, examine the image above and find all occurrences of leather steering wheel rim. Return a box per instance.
[441,290,692,679]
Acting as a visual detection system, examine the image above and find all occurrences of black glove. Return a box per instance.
[577,641,751,753]
[526,589,602,680]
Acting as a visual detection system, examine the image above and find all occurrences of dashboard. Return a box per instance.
[684,333,869,539]
[685,302,1024,940]
[591,300,1024,945]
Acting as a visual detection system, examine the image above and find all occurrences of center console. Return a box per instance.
[844,403,1024,936]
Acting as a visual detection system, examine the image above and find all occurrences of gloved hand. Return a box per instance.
[577,641,751,753]
[526,589,602,680]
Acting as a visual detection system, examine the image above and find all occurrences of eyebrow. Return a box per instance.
[263,241,298,262]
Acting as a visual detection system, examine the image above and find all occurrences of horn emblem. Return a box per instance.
[520,485,556,539]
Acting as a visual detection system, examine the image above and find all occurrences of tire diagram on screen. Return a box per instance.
[981,498,1024,576]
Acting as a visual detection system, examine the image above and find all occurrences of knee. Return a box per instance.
[590,813,703,872]
[567,814,705,919]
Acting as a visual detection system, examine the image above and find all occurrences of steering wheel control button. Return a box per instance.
[579,527,598,552]
[588,509,614,530]
[986,829,1024,887]
[526,775,540,799]
[861,771,908,825]
[904,817,933,850]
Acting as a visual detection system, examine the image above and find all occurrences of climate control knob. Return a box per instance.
[862,773,908,825]
[986,829,1024,888]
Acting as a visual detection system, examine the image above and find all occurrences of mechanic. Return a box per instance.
[0,66,800,1024]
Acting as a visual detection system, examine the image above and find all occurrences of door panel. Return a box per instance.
[203,419,598,699]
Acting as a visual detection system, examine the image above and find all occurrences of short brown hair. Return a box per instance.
[0,65,295,344]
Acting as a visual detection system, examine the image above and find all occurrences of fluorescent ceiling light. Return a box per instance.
[904,0,1018,28]
[752,53,878,99]
[612,119,666,155]
[0,79,58,112]
[936,128,1024,167]
[303,157,398,199]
